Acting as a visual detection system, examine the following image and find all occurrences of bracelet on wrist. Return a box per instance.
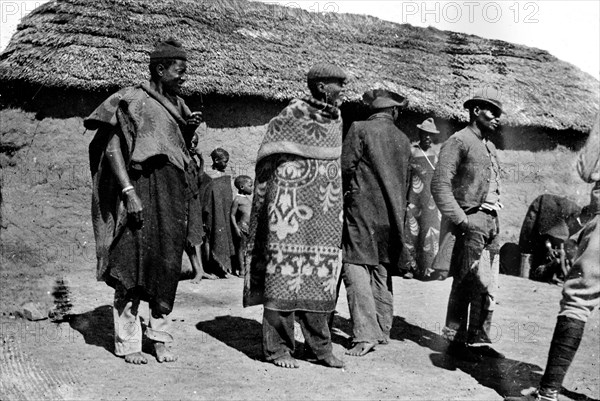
[122,185,134,194]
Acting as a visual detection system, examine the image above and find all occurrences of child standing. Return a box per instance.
[231,175,253,277]
[204,148,235,278]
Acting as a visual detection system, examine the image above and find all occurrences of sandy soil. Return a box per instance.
[1,109,598,400]
[1,267,599,401]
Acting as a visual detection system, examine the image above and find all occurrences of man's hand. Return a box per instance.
[186,111,203,128]
[456,219,469,234]
[125,190,144,227]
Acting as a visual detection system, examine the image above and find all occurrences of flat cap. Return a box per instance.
[307,63,347,81]
[363,89,408,109]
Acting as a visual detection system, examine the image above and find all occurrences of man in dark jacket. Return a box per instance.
[341,89,411,356]
[431,87,505,362]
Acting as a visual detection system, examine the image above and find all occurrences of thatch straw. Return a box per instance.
[0,0,598,131]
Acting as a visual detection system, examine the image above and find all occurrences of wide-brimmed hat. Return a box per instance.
[363,89,408,109]
[463,87,503,113]
[416,118,440,134]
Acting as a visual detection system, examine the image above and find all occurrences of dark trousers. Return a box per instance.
[444,210,499,343]
[342,262,393,343]
[262,308,333,361]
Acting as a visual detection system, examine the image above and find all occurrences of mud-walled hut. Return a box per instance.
[1,0,599,156]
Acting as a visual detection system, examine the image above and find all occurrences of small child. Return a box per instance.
[230,175,253,277]
[204,147,235,278]
[208,148,229,178]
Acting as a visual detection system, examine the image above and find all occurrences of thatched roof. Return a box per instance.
[1,0,598,131]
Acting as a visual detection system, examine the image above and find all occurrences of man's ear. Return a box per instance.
[315,81,326,96]
[156,63,165,77]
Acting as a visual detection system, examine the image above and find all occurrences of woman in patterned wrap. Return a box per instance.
[244,63,347,369]
[403,118,442,280]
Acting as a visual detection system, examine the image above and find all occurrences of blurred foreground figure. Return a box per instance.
[519,194,591,283]
[508,116,600,401]
[431,88,504,362]
[244,63,347,369]
[86,38,203,364]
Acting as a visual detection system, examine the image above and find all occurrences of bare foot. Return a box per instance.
[123,352,148,364]
[272,354,299,368]
[379,337,390,345]
[318,354,344,368]
[346,342,376,356]
[191,273,218,283]
[154,342,178,363]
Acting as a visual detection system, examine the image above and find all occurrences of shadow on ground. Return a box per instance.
[196,315,263,361]
[390,315,544,399]
[69,305,114,354]
[560,388,600,401]
[335,314,547,399]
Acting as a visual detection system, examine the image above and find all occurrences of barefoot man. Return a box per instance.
[244,63,347,369]
[86,38,203,364]
[341,89,411,356]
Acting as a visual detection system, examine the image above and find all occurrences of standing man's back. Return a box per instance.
[341,89,411,356]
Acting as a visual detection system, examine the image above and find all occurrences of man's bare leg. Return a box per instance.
[123,352,148,364]
[346,342,376,356]
[154,342,178,363]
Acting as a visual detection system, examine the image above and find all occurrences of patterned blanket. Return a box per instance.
[243,98,344,312]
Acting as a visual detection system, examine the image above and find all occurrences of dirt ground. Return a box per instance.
[1,109,598,400]
[1,267,599,401]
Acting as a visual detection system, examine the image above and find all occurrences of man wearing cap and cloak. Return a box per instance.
[244,62,347,369]
[340,89,411,356]
[86,38,203,364]
[404,118,442,280]
[431,87,505,362]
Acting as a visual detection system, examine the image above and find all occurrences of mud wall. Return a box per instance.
[0,82,589,151]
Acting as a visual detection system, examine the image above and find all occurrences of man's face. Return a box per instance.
[322,78,346,106]
[160,59,187,95]
[419,130,432,149]
[475,105,502,134]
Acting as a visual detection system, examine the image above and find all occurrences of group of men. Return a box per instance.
[87,39,599,401]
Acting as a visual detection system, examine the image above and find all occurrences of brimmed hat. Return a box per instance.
[463,87,503,113]
[416,118,440,134]
[363,89,408,109]
[307,63,347,82]
[150,38,187,61]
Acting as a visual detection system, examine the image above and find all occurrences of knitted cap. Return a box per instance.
[307,63,347,82]
[150,38,187,61]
